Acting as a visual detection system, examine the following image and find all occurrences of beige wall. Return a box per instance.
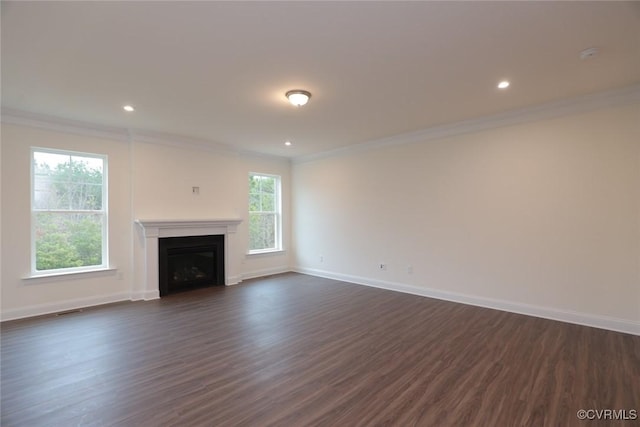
[293,104,640,332]
[0,123,291,319]
[2,103,639,333]
[1,124,133,318]
[130,140,292,295]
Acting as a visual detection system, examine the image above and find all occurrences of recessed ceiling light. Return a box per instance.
[285,141,292,146]
[123,105,135,112]
[497,81,510,89]
[286,90,311,107]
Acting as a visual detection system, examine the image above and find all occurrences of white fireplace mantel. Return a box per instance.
[135,218,243,299]
[135,219,242,238]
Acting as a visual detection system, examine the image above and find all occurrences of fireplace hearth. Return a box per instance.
[158,235,224,296]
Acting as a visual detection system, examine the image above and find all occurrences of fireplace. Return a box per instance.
[158,235,224,296]
[135,219,242,300]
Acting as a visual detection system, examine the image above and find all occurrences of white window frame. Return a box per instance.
[30,147,109,275]
[248,172,282,254]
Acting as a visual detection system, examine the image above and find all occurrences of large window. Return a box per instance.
[248,173,281,253]
[31,148,108,274]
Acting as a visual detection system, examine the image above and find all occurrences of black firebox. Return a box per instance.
[158,235,224,296]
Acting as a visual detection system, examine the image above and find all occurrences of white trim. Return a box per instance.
[246,249,287,257]
[135,219,243,294]
[294,267,640,336]
[135,219,242,233]
[23,267,117,283]
[226,275,243,286]
[130,129,238,156]
[249,173,283,252]
[2,108,130,142]
[241,266,291,281]
[294,83,640,164]
[5,85,638,164]
[30,147,109,275]
[130,290,160,301]
[0,292,130,322]
[1,108,288,162]
[132,129,289,161]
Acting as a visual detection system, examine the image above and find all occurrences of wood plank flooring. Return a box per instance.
[1,273,638,426]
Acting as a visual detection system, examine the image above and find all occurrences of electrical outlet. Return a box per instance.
[192,186,200,195]
[407,265,413,274]
[320,255,324,263]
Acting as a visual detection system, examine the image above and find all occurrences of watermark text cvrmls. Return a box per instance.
[576,409,637,421]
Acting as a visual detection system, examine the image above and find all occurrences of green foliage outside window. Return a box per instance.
[33,150,105,271]
[35,213,102,270]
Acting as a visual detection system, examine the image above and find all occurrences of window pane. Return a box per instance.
[249,193,261,212]
[33,174,59,210]
[33,153,103,210]
[261,177,275,194]
[35,211,103,270]
[67,182,102,210]
[249,213,275,250]
[261,213,276,248]
[261,193,275,212]
[34,151,69,171]
[249,175,260,193]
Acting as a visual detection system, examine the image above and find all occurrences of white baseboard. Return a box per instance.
[241,266,291,282]
[294,267,640,336]
[1,268,288,321]
[1,292,131,322]
[130,290,160,301]
[226,275,243,286]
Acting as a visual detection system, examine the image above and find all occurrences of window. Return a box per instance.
[31,148,108,274]
[248,173,281,253]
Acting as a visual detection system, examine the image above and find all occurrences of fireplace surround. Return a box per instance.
[135,219,242,299]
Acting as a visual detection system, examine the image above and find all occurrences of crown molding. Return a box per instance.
[0,107,232,151]
[130,129,238,156]
[293,83,640,164]
[1,107,131,142]
[131,129,289,162]
[1,107,290,162]
[5,83,638,165]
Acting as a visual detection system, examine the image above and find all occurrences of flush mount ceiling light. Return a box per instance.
[285,141,292,146]
[497,80,510,89]
[286,90,311,107]
[580,47,598,60]
[123,105,135,112]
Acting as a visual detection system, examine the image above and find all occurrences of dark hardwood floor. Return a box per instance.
[1,273,638,426]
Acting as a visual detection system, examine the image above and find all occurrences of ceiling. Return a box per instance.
[2,1,639,158]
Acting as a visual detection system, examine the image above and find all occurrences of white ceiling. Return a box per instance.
[2,1,639,158]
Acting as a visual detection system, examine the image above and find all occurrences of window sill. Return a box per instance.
[246,249,286,257]
[22,267,117,284]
